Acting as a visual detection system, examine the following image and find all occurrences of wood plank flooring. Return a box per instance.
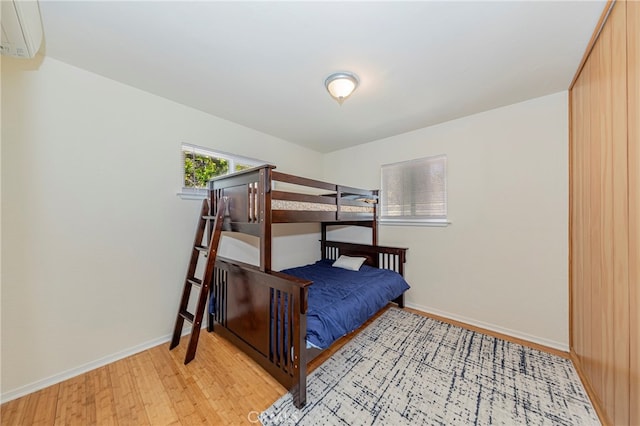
[0,307,569,425]
[1,330,284,425]
[0,309,379,426]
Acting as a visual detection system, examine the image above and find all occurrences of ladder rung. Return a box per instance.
[179,310,194,323]
[195,245,208,253]
[187,277,202,287]
[202,215,217,220]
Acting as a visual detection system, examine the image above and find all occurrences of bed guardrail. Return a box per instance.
[209,165,378,227]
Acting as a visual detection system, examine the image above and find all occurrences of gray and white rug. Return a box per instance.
[260,308,599,426]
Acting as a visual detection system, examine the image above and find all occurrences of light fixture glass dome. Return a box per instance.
[325,72,359,105]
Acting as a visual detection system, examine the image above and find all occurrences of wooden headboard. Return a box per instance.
[320,240,407,276]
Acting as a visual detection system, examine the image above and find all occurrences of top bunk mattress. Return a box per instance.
[281,259,410,349]
[271,199,374,213]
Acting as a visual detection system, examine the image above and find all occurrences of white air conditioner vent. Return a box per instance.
[1,0,43,59]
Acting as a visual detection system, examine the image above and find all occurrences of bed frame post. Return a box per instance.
[293,286,308,408]
[259,167,272,272]
[393,294,405,308]
[372,220,378,246]
[372,190,379,245]
[321,223,327,258]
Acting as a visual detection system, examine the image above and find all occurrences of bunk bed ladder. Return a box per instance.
[169,196,227,364]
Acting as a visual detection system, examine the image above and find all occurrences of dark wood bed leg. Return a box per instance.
[206,282,214,332]
[293,288,308,409]
[292,376,307,409]
[207,312,214,332]
[394,294,405,308]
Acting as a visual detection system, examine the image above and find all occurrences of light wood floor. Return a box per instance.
[0,309,382,426]
[0,307,569,425]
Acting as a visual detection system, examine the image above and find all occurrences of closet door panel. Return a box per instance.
[627,1,639,425]
[570,67,585,360]
[596,19,616,415]
[575,54,594,382]
[589,31,605,401]
[610,2,630,424]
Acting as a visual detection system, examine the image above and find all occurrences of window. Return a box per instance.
[180,143,264,199]
[380,154,448,225]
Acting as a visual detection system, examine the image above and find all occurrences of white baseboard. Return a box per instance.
[0,326,197,404]
[404,302,569,353]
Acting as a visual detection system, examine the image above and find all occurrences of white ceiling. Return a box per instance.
[38,1,605,153]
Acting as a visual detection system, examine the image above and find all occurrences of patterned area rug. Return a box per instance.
[260,308,599,426]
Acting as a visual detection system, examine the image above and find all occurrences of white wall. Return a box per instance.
[1,55,569,400]
[323,92,569,350]
[0,56,323,400]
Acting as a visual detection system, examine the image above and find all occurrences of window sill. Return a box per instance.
[380,220,451,227]
[177,189,207,200]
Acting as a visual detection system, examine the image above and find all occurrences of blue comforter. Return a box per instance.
[282,259,410,349]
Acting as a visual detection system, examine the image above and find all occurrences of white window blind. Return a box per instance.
[380,154,447,224]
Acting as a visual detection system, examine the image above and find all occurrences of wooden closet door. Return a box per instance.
[570,1,632,424]
[610,2,630,424]
[628,1,639,424]
[592,5,628,420]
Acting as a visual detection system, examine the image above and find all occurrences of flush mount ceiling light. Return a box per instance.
[325,72,359,105]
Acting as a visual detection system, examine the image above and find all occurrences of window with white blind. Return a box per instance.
[179,143,265,199]
[380,154,448,225]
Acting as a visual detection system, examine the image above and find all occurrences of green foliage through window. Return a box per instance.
[183,152,229,188]
[181,144,264,191]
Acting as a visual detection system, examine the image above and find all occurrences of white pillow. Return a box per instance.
[332,255,367,271]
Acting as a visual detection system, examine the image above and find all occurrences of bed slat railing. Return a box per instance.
[324,245,339,261]
[321,240,407,276]
[271,190,337,205]
[248,182,258,223]
[380,252,398,273]
[212,267,228,327]
[270,171,377,223]
[271,171,336,192]
[269,289,293,373]
[211,165,378,228]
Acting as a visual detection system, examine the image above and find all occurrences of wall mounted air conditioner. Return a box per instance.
[1,0,43,58]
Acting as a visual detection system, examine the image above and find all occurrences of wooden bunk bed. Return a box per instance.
[205,165,408,408]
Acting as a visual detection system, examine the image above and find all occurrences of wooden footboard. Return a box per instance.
[209,257,312,408]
